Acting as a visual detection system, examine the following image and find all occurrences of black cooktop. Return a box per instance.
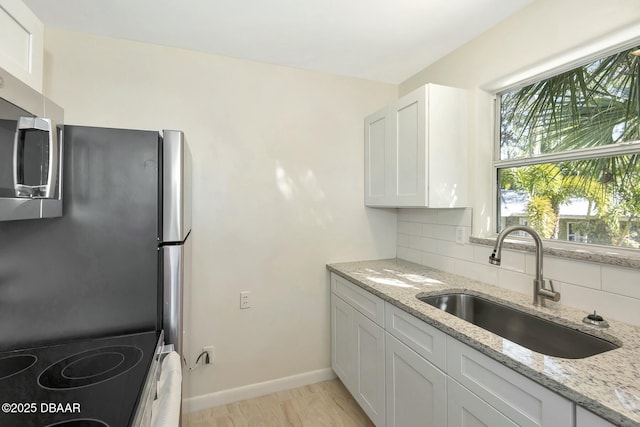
[0,331,158,427]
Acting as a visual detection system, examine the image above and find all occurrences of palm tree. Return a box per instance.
[502,47,639,156]
[499,46,640,246]
[500,164,608,239]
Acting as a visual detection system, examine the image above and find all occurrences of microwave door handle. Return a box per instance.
[43,118,58,198]
[13,117,58,198]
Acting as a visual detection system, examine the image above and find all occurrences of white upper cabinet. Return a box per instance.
[0,0,44,91]
[365,84,468,208]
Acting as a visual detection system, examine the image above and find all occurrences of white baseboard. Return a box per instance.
[182,368,336,414]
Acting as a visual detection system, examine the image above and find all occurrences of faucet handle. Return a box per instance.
[539,280,561,302]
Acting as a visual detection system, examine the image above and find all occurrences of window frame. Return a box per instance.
[491,37,640,248]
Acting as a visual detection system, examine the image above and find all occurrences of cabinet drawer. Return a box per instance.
[385,302,446,370]
[331,273,384,326]
[447,337,573,427]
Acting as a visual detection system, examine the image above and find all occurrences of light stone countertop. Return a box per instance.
[327,258,640,427]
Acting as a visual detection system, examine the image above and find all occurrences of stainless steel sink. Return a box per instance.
[418,293,620,359]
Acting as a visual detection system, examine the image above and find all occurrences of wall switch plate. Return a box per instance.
[455,227,466,244]
[240,291,252,309]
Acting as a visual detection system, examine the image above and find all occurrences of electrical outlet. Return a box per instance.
[203,346,214,365]
[240,291,252,309]
[455,227,466,244]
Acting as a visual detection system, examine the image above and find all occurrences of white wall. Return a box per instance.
[396,0,640,326]
[42,28,398,399]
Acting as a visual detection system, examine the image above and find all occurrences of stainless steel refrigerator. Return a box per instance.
[0,125,191,358]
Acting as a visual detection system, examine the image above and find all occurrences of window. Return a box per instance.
[496,44,640,248]
[567,222,587,243]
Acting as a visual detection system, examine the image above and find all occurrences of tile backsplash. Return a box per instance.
[396,208,640,327]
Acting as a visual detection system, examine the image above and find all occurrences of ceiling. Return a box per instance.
[23,0,533,84]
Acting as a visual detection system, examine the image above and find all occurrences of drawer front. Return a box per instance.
[385,302,447,370]
[331,273,385,326]
[447,337,573,427]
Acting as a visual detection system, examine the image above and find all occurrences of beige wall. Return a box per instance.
[399,0,640,237]
[42,28,398,398]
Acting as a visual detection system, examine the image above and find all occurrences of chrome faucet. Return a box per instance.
[488,225,561,307]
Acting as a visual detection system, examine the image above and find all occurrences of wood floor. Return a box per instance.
[184,378,374,427]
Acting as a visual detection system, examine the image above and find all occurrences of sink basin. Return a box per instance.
[418,293,619,359]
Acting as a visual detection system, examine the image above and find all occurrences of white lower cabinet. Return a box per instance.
[330,283,385,426]
[448,377,518,427]
[331,293,355,388]
[354,309,386,426]
[385,333,447,427]
[447,337,573,427]
[330,273,594,427]
[576,407,616,427]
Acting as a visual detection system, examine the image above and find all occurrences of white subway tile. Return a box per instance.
[472,244,494,264]
[397,221,421,236]
[496,249,527,273]
[437,240,474,261]
[453,259,498,286]
[397,246,422,264]
[436,208,472,226]
[471,245,526,275]
[422,253,455,273]
[397,208,438,224]
[560,282,640,327]
[602,266,640,299]
[544,257,601,290]
[497,268,534,297]
[422,224,456,241]
[408,235,437,252]
[397,233,410,248]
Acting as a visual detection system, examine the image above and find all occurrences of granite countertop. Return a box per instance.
[327,258,640,427]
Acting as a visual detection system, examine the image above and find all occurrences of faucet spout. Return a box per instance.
[489,225,561,306]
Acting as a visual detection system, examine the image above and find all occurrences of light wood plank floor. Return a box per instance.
[184,378,374,427]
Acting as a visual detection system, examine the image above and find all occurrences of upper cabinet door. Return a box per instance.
[0,0,44,91]
[364,84,469,208]
[364,106,391,206]
[393,88,426,206]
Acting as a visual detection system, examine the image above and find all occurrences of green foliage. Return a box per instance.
[501,48,640,157]
[498,46,640,247]
[525,195,556,238]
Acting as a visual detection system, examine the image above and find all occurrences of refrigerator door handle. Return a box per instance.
[162,234,190,361]
[162,130,192,243]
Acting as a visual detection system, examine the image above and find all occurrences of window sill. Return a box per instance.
[469,236,640,269]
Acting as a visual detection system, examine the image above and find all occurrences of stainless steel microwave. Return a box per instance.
[0,66,64,221]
